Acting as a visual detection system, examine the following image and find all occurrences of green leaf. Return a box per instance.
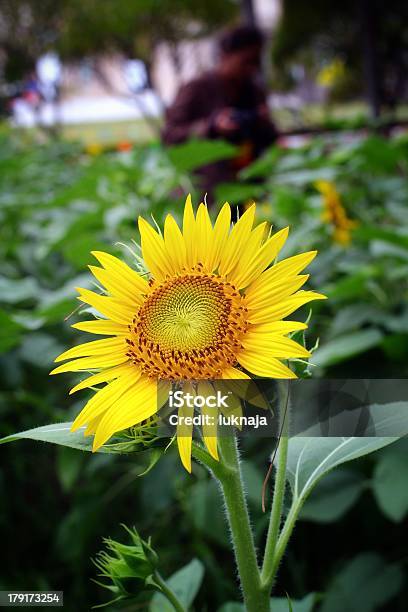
[371,441,408,522]
[0,422,104,452]
[311,329,383,367]
[149,559,204,612]
[166,139,237,173]
[327,303,385,338]
[355,225,408,250]
[0,276,39,304]
[239,146,282,179]
[320,553,403,612]
[0,308,23,353]
[300,468,364,523]
[0,421,164,460]
[284,403,408,505]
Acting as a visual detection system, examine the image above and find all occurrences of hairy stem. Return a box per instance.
[217,435,270,612]
[261,382,290,590]
[266,502,302,589]
[153,570,187,612]
[193,437,270,611]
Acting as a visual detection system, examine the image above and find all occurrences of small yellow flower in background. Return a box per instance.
[51,196,325,470]
[315,180,358,246]
[316,58,345,88]
[85,142,103,156]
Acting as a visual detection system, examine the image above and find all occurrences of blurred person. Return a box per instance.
[162,24,277,202]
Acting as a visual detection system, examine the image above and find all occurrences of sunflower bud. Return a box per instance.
[94,525,159,604]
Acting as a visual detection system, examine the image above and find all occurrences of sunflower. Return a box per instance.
[315,180,358,246]
[51,196,325,470]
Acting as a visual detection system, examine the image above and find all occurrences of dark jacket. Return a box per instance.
[162,71,277,200]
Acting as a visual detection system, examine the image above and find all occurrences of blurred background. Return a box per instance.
[1,1,407,610]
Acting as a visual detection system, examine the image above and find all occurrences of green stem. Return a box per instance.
[153,570,186,612]
[216,435,270,612]
[261,383,290,590]
[266,503,302,587]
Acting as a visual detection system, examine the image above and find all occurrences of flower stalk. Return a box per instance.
[261,382,290,590]
[217,434,270,612]
[153,570,187,612]
[194,434,269,612]
[193,384,293,611]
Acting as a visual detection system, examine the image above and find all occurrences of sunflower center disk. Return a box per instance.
[127,274,248,379]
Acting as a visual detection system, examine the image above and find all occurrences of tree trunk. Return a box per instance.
[359,0,381,119]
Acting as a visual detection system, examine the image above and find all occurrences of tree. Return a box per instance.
[0,0,238,83]
[271,0,408,117]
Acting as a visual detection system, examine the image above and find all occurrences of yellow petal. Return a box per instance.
[242,334,311,358]
[195,204,213,270]
[71,319,128,336]
[218,378,268,410]
[176,382,195,472]
[93,376,157,450]
[248,321,307,335]
[50,353,128,375]
[221,366,251,380]
[207,202,231,272]
[238,351,297,379]
[91,251,148,294]
[69,363,136,394]
[246,251,317,298]
[227,222,268,284]
[138,217,173,279]
[76,288,135,325]
[84,413,104,436]
[164,214,187,273]
[245,275,309,310]
[71,370,140,430]
[183,194,197,268]
[247,291,327,325]
[233,227,289,289]
[54,337,126,363]
[219,204,256,276]
[198,381,218,460]
[89,266,143,307]
[214,381,243,427]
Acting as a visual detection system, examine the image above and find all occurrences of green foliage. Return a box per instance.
[320,553,404,612]
[236,134,408,376]
[299,468,365,523]
[371,439,408,522]
[311,329,383,368]
[282,402,408,505]
[1,129,407,610]
[168,139,237,174]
